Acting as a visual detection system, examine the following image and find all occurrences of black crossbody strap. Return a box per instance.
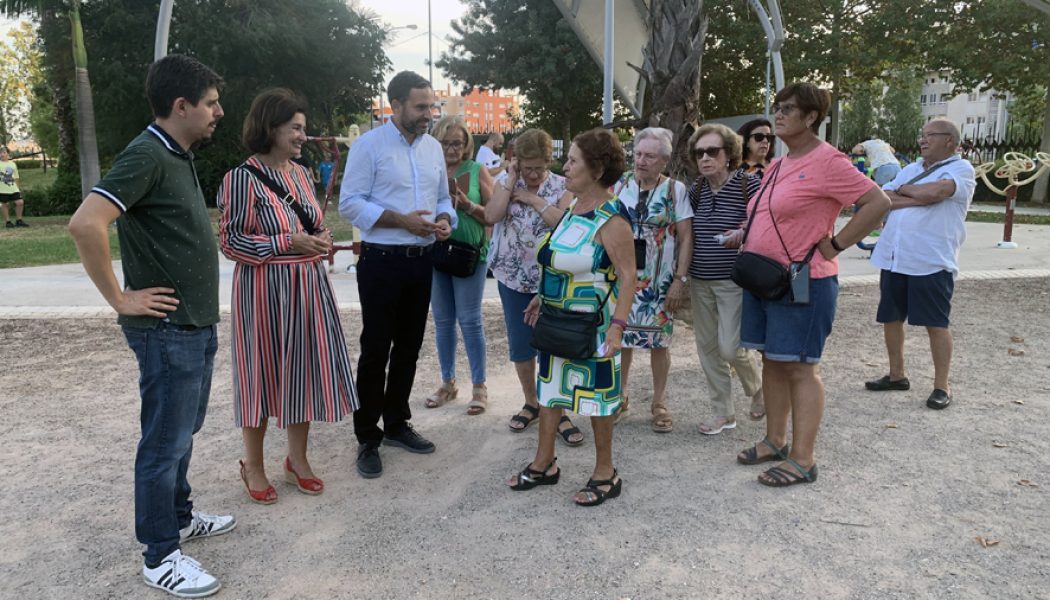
[903,157,960,186]
[740,161,781,245]
[240,163,319,235]
[538,204,610,316]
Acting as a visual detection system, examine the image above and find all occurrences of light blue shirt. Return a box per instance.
[338,121,456,245]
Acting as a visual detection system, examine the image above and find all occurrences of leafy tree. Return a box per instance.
[840,80,880,149]
[929,0,1050,200]
[78,0,389,202]
[879,71,923,149]
[437,0,606,146]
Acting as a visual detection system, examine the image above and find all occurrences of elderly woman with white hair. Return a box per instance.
[614,127,692,433]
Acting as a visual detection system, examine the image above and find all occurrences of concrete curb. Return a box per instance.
[2,269,1047,320]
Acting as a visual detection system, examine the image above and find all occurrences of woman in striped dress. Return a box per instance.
[686,123,764,434]
[218,88,358,504]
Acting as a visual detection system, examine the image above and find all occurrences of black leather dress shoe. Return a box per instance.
[926,389,952,410]
[383,424,436,454]
[356,443,382,478]
[865,375,911,391]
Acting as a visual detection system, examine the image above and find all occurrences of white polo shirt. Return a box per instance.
[871,156,977,276]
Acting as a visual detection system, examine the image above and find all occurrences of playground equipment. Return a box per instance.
[974,151,1050,249]
[308,135,360,271]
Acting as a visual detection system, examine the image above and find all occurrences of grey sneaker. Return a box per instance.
[179,511,236,542]
[143,550,220,598]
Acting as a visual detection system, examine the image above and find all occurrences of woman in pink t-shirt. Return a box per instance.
[733,83,890,487]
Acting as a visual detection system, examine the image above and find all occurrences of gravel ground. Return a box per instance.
[1,277,1048,600]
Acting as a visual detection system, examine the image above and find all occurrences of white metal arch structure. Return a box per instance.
[550,0,785,122]
[155,0,174,61]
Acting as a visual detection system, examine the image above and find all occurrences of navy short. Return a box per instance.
[0,192,22,203]
[876,269,954,328]
[741,276,839,365]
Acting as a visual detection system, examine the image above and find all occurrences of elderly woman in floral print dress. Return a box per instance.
[614,127,692,433]
[484,128,585,446]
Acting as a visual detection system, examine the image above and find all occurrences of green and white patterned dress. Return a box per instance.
[536,198,624,417]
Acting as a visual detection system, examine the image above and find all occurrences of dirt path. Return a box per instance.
[1,278,1047,599]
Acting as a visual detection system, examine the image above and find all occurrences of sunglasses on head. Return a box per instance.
[693,146,724,159]
[749,133,775,143]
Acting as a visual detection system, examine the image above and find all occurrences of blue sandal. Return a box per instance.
[737,437,790,465]
[758,457,818,487]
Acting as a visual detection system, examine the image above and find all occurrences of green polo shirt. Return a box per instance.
[92,124,219,329]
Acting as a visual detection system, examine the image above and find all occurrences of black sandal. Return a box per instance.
[557,416,585,446]
[508,458,559,491]
[508,403,539,432]
[737,437,790,465]
[574,470,622,506]
[758,457,818,487]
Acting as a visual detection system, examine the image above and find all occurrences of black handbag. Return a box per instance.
[529,209,611,360]
[730,163,816,301]
[432,238,480,277]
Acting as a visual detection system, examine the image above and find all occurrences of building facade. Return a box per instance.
[920,70,1012,142]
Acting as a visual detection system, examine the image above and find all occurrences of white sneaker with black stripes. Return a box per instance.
[143,550,220,598]
[179,511,236,542]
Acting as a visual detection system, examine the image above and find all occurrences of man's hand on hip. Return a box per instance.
[114,287,179,318]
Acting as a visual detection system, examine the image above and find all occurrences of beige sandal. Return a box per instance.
[424,380,457,408]
[651,403,673,433]
[466,384,488,415]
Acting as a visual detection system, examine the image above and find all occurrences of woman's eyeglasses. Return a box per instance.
[693,146,724,159]
[440,140,465,150]
[749,133,775,143]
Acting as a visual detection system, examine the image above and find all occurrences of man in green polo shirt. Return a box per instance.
[69,55,231,599]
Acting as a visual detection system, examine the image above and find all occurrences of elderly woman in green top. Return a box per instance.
[424,116,494,415]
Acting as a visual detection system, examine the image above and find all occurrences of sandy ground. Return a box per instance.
[1,277,1048,600]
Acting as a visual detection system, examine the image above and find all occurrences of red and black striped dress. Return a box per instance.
[217,157,358,428]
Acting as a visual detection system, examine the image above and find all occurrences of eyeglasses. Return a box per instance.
[520,166,546,175]
[440,140,465,150]
[772,103,798,115]
[749,133,775,143]
[693,146,724,159]
[917,132,951,142]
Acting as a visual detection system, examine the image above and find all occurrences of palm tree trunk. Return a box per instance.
[69,0,100,197]
[640,0,706,179]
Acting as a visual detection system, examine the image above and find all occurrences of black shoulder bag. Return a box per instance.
[730,163,817,302]
[432,172,482,277]
[529,209,610,360]
[240,163,320,235]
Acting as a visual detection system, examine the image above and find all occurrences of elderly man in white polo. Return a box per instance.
[864,117,976,410]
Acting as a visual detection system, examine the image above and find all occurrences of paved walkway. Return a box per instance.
[2,219,1047,319]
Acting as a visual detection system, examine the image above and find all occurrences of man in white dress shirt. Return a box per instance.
[864,118,976,410]
[475,132,504,176]
[339,71,455,478]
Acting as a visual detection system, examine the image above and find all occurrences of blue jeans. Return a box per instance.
[741,276,838,364]
[431,262,487,384]
[497,281,537,363]
[123,322,217,566]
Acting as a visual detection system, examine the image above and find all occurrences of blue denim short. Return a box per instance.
[876,269,954,328]
[741,276,838,364]
[498,281,537,363]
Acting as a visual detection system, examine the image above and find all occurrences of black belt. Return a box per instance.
[361,242,433,258]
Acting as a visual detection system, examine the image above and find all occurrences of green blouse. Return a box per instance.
[450,159,489,263]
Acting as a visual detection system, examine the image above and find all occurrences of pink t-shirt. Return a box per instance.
[742,141,875,279]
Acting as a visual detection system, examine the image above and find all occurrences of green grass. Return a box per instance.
[0,215,120,269]
[14,167,57,192]
[0,204,357,269]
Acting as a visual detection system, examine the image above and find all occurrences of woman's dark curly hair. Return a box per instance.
[572,128,626,187]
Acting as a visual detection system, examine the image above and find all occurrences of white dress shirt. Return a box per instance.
[873,156,977,276]
[338,121,456,245]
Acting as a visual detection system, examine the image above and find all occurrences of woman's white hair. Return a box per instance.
[634,127,674,160]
